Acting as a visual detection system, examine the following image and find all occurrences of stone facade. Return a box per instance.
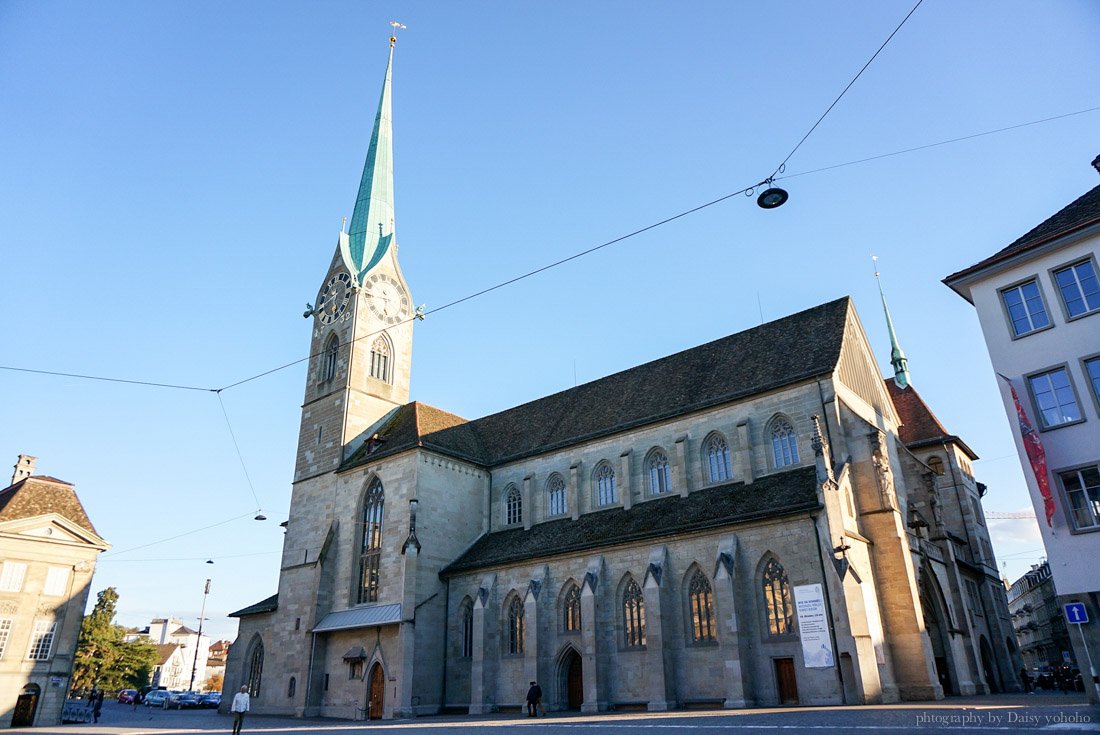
[1009,562,1074,672]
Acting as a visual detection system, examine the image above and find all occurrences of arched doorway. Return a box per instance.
[12,683,41,727]
[919,570,957,695]
[556,647,583,710]
[367,663,384,720]
[979,635,1000,693]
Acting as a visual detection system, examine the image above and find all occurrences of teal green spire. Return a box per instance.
[341,41,396,285]
[874,256,911,389]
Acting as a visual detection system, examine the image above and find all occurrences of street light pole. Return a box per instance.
[188,579,211,692]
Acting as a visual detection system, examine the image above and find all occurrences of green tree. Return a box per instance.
[72,588,158,692]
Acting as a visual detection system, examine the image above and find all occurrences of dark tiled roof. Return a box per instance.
[945,184,1100,286]
[0,476,100,536]
[344,298,852,470]
[154,643,180,665]
[885,381,977,460]
[228,594,278,618]
[441,465,820,576]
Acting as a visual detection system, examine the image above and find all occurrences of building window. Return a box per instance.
[646,449,671,495]
[0,562,26,593]
[563,584,581,632]
[770,417,800,468]
[1027,367,1082,428]
[762,558,793,636]
[369,335,391,382]
[1085,357,1100,406]
[970,496,985,526]
[688,570,716,643]
[1054,259,1100,319]
[964,579,984,617]
[928,456,945,476]
[349,660,363,679]
[247,638,264,696]
[547,474,567,516]
[704,433,732,483]
[460,599,474,658]
[357,478,384,604]
[594,462,617,506]
[504,485,522,526]
[0,618,12,659]
[323,673,329,691]
[27,620,56,661]
[622,578,646,648]
[1059,465,1100,531]
[321,334,339,382]
[287,677,296,698]
[1001,279,1050,337]
[506,596,525,655]
[43,567,69,597]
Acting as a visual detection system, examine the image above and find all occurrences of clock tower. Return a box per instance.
[294,39,413,483]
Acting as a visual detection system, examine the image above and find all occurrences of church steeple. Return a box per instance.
[342,39,397,285]
[873,256,911,389]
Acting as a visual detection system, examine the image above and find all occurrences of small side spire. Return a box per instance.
[872,255,911,389]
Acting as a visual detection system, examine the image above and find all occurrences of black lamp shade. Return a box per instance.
[757,187,789,209]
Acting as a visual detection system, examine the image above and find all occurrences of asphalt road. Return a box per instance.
[38,692,1100,735]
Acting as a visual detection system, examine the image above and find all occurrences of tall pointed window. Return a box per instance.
[357,478,384,604]
[688,570,716,643]
[646,449,671,496]
[770,417,800,468]
[547,474,567,516]
[507,596,525,655]
[563,584,581,632]
[460,599,474,658]
[322,334,339,382]
[622,578,646,648]
[370,336,391,382]
[704,433,731,483]
[595,462,617,506]
[504,485,522,526]
[763,558,794,636]
[247,637,264,696]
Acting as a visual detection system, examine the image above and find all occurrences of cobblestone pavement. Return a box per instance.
[35,692,1100,735]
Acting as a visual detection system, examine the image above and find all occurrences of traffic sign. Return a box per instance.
[1064,602,1089,624]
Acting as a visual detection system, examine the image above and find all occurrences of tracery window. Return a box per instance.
[322,334,339,382]
[770,417,800,468]
[506,595,525,655]
[547,474,567,516]
[705,433,731,483]
[595,462,617,506]
[646,449,671,495]
[762,558,794,636]
[622,578,646,648]
[504,485,522,526]
[357,478,384,604]
[460,599,474,657]
[688,570,716,643]
[247,637,264,696]
[369,335,391,382]
[563,584,581,632]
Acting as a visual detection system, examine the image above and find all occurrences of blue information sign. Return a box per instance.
[1064,602,1089,624]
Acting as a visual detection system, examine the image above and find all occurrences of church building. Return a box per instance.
[222,40,1020,719]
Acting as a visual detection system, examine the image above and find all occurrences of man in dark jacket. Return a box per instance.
[525,682,542,717]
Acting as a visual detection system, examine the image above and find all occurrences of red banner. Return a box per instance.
[1000,374,1055,527]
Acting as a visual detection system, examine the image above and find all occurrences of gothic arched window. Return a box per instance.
[688,570,716,643]
[247,637,264,697]
[622,578,646,648]
[370,335,391,382]
[322,334,339,382]
[594,461,617,506]
[506,595,525,655]
[357,478,384,604]
[563,583,581,632]
[704,432,731,483]
[504,485,522,526]
[460,598,474,658]
[547,474,567,516]
[770,417,800,468]
[762,558,794,635]
[646,449,671,496]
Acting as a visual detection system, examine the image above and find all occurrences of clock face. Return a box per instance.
[317,272,353,324]
[364,273,409,325]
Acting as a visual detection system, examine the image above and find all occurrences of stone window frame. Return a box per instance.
[593,460,618,507]
[927,455,945,476]
[459,596,475,658]
[0,618,12,659]
[759,554,796,639]
[1055,461,1100,533]
[1080,352,1100,418]
[246,634,264,697]
[559,580,582,634]
[1048,254,1100,323]
[0,561,26,593]
[356,476,385,605]
[1024,363,1085,432]
[503,484,522,527]
[287,676,296,698]
[26,619,56,661]
[504,592,525,656]
[702,431,732,484]
[998,274,1054,340]
[644,447,672,497]
[369,332,393,383]
[767,414,800,469]
[683,565,718,646]
[546,473,568,517]
[618,574,646,651]
[321,332,340,383]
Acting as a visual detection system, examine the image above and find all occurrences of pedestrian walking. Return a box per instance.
[93,690,104,723]
[525,681,543,717]
[231,686,250,735]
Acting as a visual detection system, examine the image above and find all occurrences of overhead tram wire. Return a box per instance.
[0,365,213,392]
[99,511,258,558]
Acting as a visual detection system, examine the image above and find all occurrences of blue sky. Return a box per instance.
[1,1,1098,642]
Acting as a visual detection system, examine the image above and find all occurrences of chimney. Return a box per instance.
[1092,154,1100,176]
[11,455,36,486]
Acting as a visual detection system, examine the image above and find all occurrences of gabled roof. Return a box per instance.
[154,643,180,665]
[885,381,977,460]
[0,476,99,535]
[944,184,1100,293]
[442,465,820,576]
[172,625,199,636]
[228,594,278,618]
[344,298,852,470]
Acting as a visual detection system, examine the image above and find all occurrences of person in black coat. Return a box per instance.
[525,682,543,717]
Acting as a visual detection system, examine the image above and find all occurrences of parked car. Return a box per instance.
[199,692,221,709]
[143,690,171,707]
[117,689,137,704]
[165,691,201,710]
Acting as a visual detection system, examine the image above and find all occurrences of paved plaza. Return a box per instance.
[37,693,1100,735]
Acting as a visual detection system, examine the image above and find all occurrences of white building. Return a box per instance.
[138,617,211,690]
[945,155,1100,702]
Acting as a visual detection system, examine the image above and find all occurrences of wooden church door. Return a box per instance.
[367,664,384,720]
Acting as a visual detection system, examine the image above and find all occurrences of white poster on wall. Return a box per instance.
[794,583,835,668]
